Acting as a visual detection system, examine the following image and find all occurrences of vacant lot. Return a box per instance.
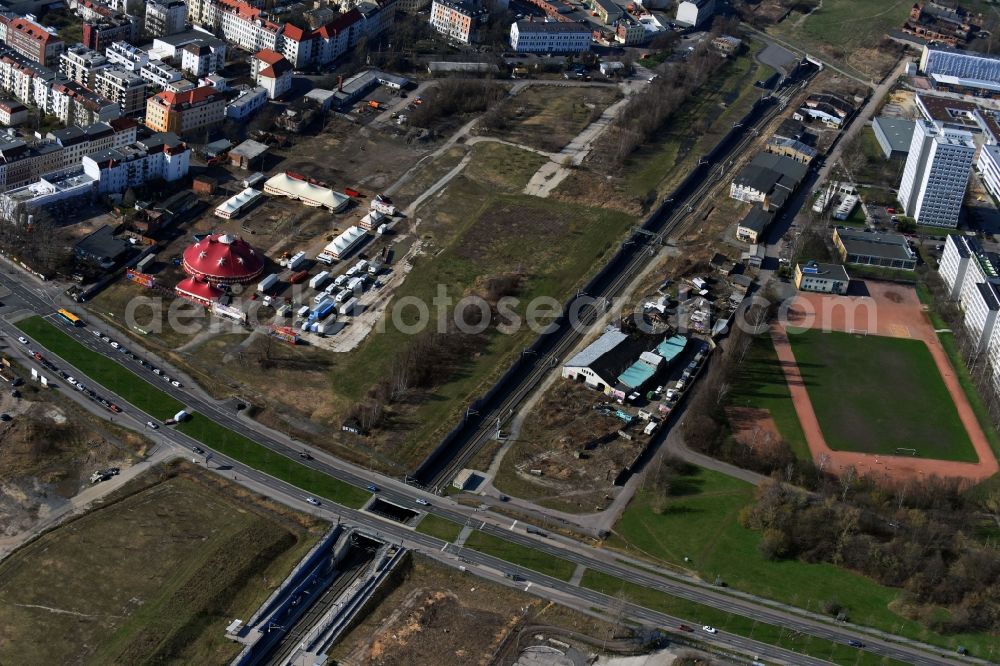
[768,0,910,79]
[330,143,635,469]
[556,47,774,213]
[479,84,623,153]
[414,513,463,542]
[0,466,321,665]
[606,465,995,656]
[493,380,643,513]
[788,329,978,461]
[332,555,612,665]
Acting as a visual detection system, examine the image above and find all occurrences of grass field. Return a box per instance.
[16,316,372,508]
[918,283,1000,461]
[462,530,576,582]
[415,513,463,542]
[0,470,320,665]
[581,571,910,666]
[767,0,912,80]
[730,336,811,460]
[787,329,978,461]
[606,465,995,656]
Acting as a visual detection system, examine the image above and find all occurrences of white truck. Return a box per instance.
[347,276,364,294]
[258,273,279,293]
[287,251,307,271]
[309,271,330,290]
[338,297,358,316]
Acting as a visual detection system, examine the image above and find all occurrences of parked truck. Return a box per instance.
[287,251,307,271]
[347,276,364,294]
[258,273,279,293]
[309,271,330,290]
[339,296,358,316]
[310,299,337,321]
[289,269,309,284]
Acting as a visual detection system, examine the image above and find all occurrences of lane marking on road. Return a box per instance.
[510,520,517,531]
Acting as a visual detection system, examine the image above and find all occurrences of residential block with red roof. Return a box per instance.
[145,85,226,136]
[250,48,292,99]
[0,16,64,67]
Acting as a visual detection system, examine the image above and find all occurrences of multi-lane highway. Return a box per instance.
[0,266,970,666]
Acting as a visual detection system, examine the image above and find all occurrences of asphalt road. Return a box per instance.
[0,267,972,666]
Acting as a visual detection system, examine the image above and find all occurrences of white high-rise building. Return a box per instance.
[897,120,975,228]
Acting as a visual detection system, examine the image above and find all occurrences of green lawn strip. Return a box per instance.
[730,335,811,460]
[462,530,576,581]
[606,466,995,656]
[787,329,977,461]
[917,283,1000,460]
[16,316,370,508]
[581,570,910,666]
[415,513,464,542]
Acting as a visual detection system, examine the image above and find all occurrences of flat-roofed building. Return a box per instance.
[832,228,917,270]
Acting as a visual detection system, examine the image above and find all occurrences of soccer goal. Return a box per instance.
[849,329,869,336]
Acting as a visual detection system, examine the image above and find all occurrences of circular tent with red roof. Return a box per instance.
[182,233,264,285]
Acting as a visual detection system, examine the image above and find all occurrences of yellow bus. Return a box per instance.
[57,308,83,327]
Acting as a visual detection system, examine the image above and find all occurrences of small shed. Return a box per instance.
[192,175,217,195]
[304,88,336,112]
[203,139,232,159]
[229,139,269,170]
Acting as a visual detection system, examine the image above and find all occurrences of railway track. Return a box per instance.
[420,74,811,491]
[263,559,370,666]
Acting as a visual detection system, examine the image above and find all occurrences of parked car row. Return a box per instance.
[18,335,124,415]
[91,329,182,387]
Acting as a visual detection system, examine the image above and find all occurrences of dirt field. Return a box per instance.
[332,555,615,666]
[771,280,1000,482]
[493,381,645,513]
[0,463,322,665]
[0,360,150,544]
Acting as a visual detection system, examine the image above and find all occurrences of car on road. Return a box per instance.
[306,497,321,506]
[299,451,312,460]
[110,341,119,349]
[192,446,206,455]
[153,368,162,375]
[146,421,159,429]
[67,376,77,385]
[701,626,718,634]
[366,484,379,492]
[17,336,27,345]
[171,380,182,387]
[92,329,101,336]
[100,335,109,342]
[499,494,510,502]
[678,624,694,632]
[848,640,865,648]
[12,377,23,386]
[415,498,429,506]
[76,383,86,392]
[109,404,121,413]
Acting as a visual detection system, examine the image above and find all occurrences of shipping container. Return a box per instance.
[297,305,311,318]
[258,273,279,293]
[289,269,309,284]
[309,270,330,290]
[287,251,307,271]
[311,299,337,320]
[339,297,358,315]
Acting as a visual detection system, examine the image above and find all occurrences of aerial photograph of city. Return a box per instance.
[0,0,999,663]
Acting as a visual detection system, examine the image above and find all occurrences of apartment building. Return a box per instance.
[145,0,187,37]
[105,40,148,72]
[144,85,225,135]
[59,44,110,88]
[898,119,975,228]
[250,48,291,99]
[0,98,27,125]
[140,58,184,87]
[50,79,121,127]
[83,131,190,192]
[219,0,282,52]
[82,15,139,51]
[0,138,64,190]
[48,117,137,167]
[509,20,592,53]
[280,9,360,68]
[977,143,1000,203]
[1,16,64,66]
[429,0,486,44]
[225,84,265,119]
[94,67,146,115]
[180,39,226,76]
